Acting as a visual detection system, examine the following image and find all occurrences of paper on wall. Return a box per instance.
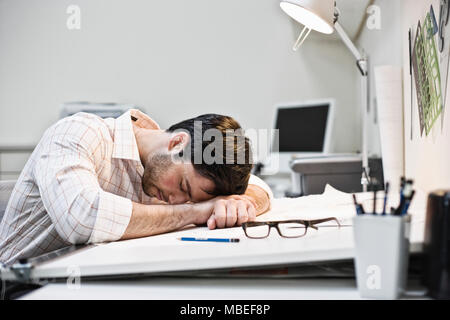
[374,66,404,192]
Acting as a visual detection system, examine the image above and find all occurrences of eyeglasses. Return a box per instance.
[242,217,341,239]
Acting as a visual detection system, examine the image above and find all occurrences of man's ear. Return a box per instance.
[168,131,190,154]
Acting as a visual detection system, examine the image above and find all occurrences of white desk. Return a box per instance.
[0,220,425,281]
[2,186,429,302]
[20,277,428,300]
[1,224,358,280]
[1,187,426,282]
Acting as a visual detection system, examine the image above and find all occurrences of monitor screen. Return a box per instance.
[274,103,330,153]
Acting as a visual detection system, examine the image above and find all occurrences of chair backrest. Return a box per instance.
[0,180,16,223]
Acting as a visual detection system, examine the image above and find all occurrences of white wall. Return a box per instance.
[402,0,450,192]
[0,0,360,157]
[357,0,403,157]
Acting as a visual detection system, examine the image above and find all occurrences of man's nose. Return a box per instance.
[168,192,189,205]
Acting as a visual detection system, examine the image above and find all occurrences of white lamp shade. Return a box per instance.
[280,0,335,34]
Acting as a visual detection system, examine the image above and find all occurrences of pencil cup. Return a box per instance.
[353,215,411,299]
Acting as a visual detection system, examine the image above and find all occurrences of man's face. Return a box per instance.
[142,153,216,204]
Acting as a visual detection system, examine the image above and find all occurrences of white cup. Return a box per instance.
[353,214,411,299]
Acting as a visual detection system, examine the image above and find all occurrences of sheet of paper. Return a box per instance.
[374,66,404,192]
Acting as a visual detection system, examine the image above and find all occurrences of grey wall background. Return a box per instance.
[357,0,403,159]
[0,0,403,160]
[0,0,361,156]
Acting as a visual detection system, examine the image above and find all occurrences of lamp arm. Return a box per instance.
[334,22,368,76]
[334,20,370,191]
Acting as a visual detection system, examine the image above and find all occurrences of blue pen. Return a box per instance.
[178,237,240,243]
[402,190,416,216]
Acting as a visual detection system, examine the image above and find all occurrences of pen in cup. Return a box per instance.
[395,179,414,216]
[402,190,415,216]
[395,178,406,216]
[373,188,378,215]
[382,182,390,216]
[353,194,366,215]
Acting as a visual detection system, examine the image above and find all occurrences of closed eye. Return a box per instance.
[179,180,184,193]
[180,179,191,201]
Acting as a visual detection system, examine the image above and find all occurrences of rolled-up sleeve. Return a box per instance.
[33,117,132,244]
[248,174,273,202]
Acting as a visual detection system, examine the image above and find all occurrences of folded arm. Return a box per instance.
[123,175,273,238]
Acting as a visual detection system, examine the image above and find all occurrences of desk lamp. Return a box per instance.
[280,0,370,191]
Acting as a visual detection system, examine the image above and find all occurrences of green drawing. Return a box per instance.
[413,13,443,136]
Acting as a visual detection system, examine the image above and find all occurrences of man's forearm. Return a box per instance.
[121,184,271,240]
[121,202,196,240]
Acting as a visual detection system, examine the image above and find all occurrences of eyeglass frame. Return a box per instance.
[242,217,341,239]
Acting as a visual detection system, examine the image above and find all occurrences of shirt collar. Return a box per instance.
[112,109,160,163]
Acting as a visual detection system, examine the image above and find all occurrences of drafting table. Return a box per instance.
[0,186,427,283]
[20,278,365,300]
[19,277,429,300]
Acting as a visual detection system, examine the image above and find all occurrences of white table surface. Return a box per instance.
[20,277,428,300]
[1,186,427,282]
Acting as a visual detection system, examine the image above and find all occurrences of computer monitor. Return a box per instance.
[273,99,334,155]
[261,100,335,175]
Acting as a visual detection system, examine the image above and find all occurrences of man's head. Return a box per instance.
[140,114,253,204]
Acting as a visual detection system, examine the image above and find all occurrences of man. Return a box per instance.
[0,109,272,266]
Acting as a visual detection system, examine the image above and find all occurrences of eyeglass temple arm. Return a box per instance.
[309,217,341,227]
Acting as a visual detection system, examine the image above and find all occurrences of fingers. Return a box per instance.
[226,200,238,227]
[212,198,256,229]
[213,200,227,229]
[247,202,257,221]
[207,214,216,230]
[237,201,249,226]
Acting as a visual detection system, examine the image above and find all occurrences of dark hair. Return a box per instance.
[167,114,253,196]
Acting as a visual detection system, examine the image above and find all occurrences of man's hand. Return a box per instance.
[192,195,257,230]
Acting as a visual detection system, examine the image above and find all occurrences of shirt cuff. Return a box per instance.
[88,191,133,243]
[248,174,274,201]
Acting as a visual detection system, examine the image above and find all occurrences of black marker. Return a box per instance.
[373,188,378,215]
[382,182,390,216]
[353,194,366,216]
